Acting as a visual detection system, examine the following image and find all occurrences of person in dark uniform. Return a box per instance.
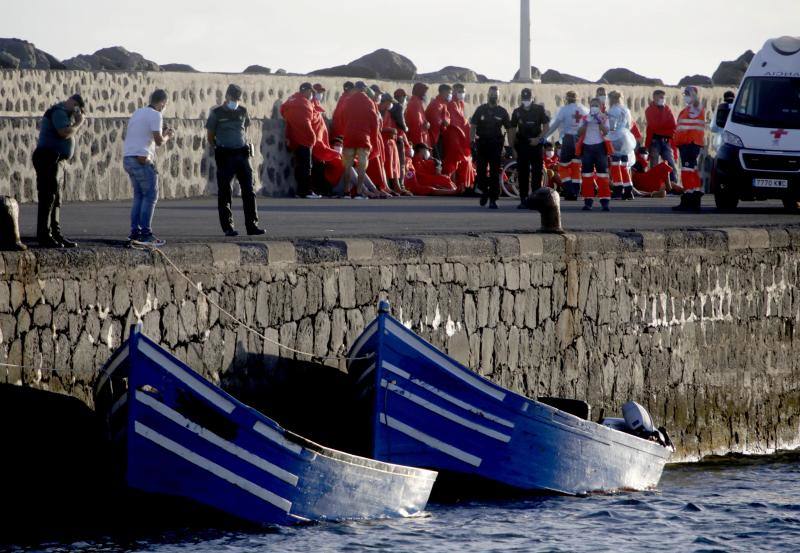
[470,86,511,209]
[206,84,265,237]
[32,93,86,248]
[509,88,549,208]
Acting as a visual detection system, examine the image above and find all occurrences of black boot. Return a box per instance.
[611,186,623,200]
[582,199,593,211]
[689,193,703,212]
[622,186,634,201]
[672,194,689,211]
[600,199,611,212]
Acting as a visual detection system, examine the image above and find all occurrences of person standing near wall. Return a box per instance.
[644,90,678,191]
[32,93,86,248]
[425,84,452,161]
[673,86,707,212]
[122,89,174,246]
[542,90,588,201]
[606,91,636,200]
[405,83,431,148]
[470,86,511,210]
[508,88,549,208]
[280,83,322,199]
[206,84,265,236]
[578,98,612,211]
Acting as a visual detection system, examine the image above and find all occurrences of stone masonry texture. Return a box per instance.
[1,227,798,462]
[0,69,730,202]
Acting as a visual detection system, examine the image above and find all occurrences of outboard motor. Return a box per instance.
[622,401,672,448]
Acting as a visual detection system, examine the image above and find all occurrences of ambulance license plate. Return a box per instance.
[753,178,789,189]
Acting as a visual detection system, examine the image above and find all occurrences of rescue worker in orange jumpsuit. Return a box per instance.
[405,143,459,196]
[425,84,452,160]
[578,98,612,211]
[405,83,431,148]
[341,81,380,198]
[279,82,320,198]
[542,90,588,201]
[444,83,476,193]
[673,86,706,212]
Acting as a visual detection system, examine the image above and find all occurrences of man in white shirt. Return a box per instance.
[542,90,588,200]
[578,98,611,211]
[122,89,174,245]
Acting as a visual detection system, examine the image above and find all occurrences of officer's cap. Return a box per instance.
[299,82,313,92]
[355,81,368,90]
[225,84,243,100]
[520,88,532,100]
[69,94,86,109]
[380,93,393,103]
[370,84,382,93]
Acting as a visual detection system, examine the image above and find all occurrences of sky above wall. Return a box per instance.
[3,0,799,84]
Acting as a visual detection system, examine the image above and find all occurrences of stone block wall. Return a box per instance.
[1,228,798,462]
[0,70,730,202]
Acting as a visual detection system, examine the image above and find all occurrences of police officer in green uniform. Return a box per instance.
[32,93,86,248]
[206,84,265,236]
[470,86,511,209]
[509,88,550,208]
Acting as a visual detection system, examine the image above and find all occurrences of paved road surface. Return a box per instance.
[17,196,800,246]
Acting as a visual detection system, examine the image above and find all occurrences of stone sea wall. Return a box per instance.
[0,69,731,202]
[1,227,798,462]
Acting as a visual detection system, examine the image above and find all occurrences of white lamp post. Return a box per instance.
[519,0,533,83]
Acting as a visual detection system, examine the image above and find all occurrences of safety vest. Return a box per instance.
[674,107,706,147]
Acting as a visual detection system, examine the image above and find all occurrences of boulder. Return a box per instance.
[274,69,287,75]
[160,63,198,73]
[512,66,543,81]
[541,69,591,84]
[63,46,160,71]
[678,74,713,87]
[0,38,65,69]
[0,51,20,69]
[418,66,480,83]
[601,68,663,86]
[712,50,754,85]
[243,64,271,75]
[348,49,416,80]
[309,64,378,79]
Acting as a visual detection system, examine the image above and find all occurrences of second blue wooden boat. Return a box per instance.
[94,325,436,526]
[348,301,673,496]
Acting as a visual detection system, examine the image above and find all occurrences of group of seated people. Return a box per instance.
[280,80,476,199]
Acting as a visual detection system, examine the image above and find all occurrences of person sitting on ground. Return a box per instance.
[631,146,671,197]
[404,143,459,196]
[323,136,385,198]
[543,142,561,192]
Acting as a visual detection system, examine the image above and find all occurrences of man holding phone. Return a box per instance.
[32,93,86,248]
[122,89,174,246]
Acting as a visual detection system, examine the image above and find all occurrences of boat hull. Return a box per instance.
[94,328,436,526]
[349,312,671,496]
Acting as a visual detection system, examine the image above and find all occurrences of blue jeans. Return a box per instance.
[124,157,159,236]
[648,137,678,183]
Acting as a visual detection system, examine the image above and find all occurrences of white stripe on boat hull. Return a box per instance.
[95,345,129,394]
[110,392,128,417]
[134,421,292,513]
[139,341,236,414]
[381,380,511,443]
[380,414,482,467]
[385,319,506,401]
[136,391,299,486]
[253,422,304,456]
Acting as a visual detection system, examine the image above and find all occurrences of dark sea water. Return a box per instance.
[9,451,800,553]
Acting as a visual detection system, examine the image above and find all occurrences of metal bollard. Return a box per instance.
[528,187,564,234]
[0,196,27,251]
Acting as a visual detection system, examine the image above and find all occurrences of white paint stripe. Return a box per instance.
[253,421,304,456]
[349,322,378,362]
[134,421,292,513]
[382,361,411,380]
[110,392,128,417]
[95,345,129,394]
[136,392,299,486]
[383,363,514,429]
[381,380,511,443]
[139,341,235,414]
[355,362,377,386]
[385,319,506,402]
[380,414,481,467]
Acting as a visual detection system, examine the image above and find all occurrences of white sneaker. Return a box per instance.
[304,192,322,199]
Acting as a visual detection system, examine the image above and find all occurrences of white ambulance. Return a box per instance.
[712,36,800,211]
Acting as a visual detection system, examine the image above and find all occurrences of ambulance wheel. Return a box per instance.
[501,161,519,198]
[714,186,739,211]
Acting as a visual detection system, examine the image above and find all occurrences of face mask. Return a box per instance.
[457,92,465,101]
[422,95,428,102]
[545,150,554,158]
[422,150,431,160]
[590,106,600,115]
[656,98,666,107]
[522,100,532,108]
[446,93,453,102]
[226,101,238,110]
[598,96,607,105]
[334,146,343,154]
[684,95,693,106]
[642,154,649,162]
[489,95,498,105]
[314,92,323,102]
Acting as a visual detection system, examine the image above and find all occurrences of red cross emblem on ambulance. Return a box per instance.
[771,129,788,142]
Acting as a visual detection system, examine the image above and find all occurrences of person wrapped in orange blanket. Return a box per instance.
[405,82,431,148]
[404,143,459,196]
[543,142,561,192]
[631,146,672,197]
[443,83,476,193]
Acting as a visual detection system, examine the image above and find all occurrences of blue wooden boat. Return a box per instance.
[348,301,674,496]
[93,325,436,526]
